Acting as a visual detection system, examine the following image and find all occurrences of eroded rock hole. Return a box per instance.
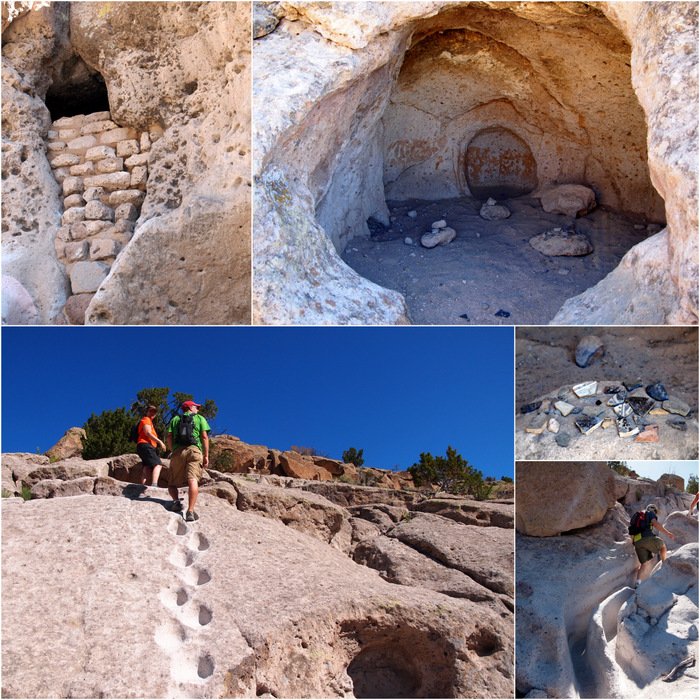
[347,642,422,698]
[332,6,666,325]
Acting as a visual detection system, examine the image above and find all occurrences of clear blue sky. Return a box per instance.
[1,326,515,477]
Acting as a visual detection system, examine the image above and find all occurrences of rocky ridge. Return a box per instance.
[1,449,514,698]
[516,461,697,699]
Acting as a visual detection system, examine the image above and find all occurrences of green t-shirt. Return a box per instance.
[168,413,210,451]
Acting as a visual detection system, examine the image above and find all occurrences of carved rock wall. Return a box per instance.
[2,1,251,325]
[253,1,698,325]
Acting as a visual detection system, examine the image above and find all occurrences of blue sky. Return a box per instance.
[1,326,515,477]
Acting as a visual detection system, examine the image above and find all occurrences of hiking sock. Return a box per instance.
[151,483,158,487]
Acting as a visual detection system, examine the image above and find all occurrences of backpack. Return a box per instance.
[628,511,648,536]
[175,414,198,446]
[129,419,142,443]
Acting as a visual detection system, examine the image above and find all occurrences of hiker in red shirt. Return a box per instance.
[137,405,167,487]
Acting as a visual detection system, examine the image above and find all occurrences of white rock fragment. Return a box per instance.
[407,210,417,218]
[554,400,575,416]
[431,219,447,229]
[572,381,597,398]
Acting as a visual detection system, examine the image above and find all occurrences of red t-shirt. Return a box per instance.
[137,416,157,448]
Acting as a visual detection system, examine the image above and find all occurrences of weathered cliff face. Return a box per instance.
[2,1,251,324]
[253,1,698,325]
[1,452,514,698]
[516,462,697,698]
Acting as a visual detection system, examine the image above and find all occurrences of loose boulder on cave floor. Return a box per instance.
[342,196,651,325]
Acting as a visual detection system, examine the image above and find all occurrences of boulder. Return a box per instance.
[479,201,511,221]
[657,472,684,490]
[20,456,112,488]
[539,184,596,218]
[663,511,699,547]
[529,228,593,256]
[44,427,86,461]
[414,497,514,529]
[516,461,623,536]
[420,227,456,248]
[278,451,332,481]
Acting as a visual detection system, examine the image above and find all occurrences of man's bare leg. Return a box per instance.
[187,477,199,513]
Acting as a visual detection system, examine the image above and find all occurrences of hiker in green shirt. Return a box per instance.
[166,400,210,522]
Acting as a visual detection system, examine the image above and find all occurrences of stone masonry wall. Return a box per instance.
[46,110,161,324]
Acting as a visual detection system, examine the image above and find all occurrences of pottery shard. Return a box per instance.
[278,451,332,481]
[516,461,623,536]
[529,229,593,256]
[663,398,691,416]
[85,146,117,162]
[421,227,456,248]
[70,261,110,294]
[540,184,596,218]
[83,172,132,192]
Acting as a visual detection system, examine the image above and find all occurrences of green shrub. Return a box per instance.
[501,476,513,483]
[635,489,643,501]
[342,447,365,468]
[409,446,491,498]
[608,461,630,477]
[20,486,32,501]
[687,474,698,495]
[209,451,238,473]
[1,488,12,498]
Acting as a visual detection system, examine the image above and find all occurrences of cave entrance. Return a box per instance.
[333,4,666,325]
[466,127,538,199]
[45,55,110,121]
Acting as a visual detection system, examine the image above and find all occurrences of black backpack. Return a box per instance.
[176,414,198,446]
[628,511,648,536]
[129,419,142,443]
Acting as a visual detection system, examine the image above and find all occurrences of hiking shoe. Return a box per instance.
[169,500,183,512]
[185,511,199,522]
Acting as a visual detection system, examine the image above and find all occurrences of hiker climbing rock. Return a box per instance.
[629,504,675,588]
[166,400,210,522]
[136,405,168,487]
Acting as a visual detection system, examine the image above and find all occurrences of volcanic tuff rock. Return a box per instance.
[516,462,696,698]
[1,451,514,698]
[2,1,251,324]
[254,1,697,325]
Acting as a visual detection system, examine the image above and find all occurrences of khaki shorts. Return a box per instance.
[634,535,664,564]
[168,446,203,487]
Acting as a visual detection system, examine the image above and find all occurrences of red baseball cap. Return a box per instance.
[181,400,201,411]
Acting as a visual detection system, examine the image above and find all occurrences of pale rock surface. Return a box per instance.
[1,453,514,698]
[1,275,39,324]
[254,1,697,325]
[479,202,511,221]
[1,3,72,322]
[2,2,251,325]
[516,461,624,537]
[540,184,596,218]
[663,511,699,548]
[516,466,696,699]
